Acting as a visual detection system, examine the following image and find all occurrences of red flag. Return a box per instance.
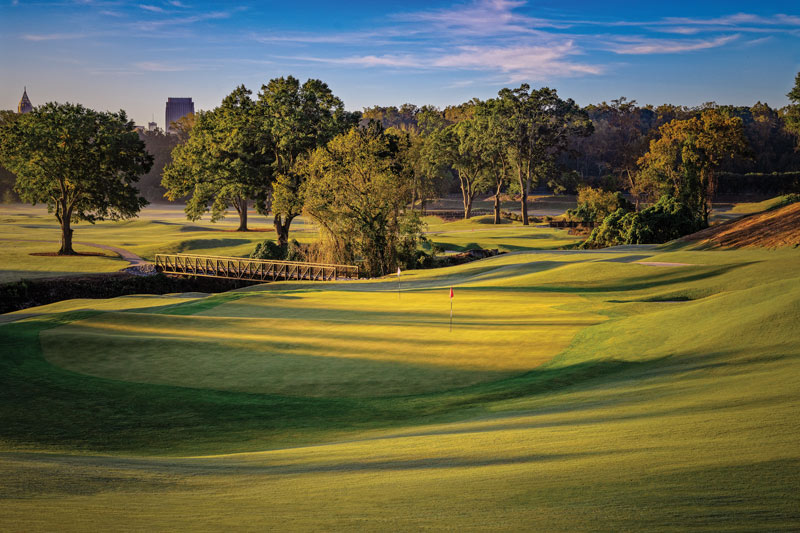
[449,287,454,299]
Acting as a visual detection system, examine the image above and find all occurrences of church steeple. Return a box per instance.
[18,87,33,114]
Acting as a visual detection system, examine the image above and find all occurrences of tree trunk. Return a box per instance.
[58,201,75,255]
[518,167,529,226]
[59,219,75,255]
[494,181,502,224]
[235,197,249,232]
[459,171,473,220]
[274,214,294,248]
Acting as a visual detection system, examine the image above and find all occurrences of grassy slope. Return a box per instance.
[1,243,799,531]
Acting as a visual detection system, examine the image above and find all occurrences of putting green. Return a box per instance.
[41,286,603,397]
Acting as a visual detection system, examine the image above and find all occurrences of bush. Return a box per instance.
[583,196,703,249]
[567,187,633,225]
[250,239,285,260]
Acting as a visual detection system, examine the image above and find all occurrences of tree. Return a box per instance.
[256,76,358,247]
[637,109,748,224]
[162,85,268,231]
[433,118,492,219]
[497,85,593,225]
[302,125,424,276]
[474,100,511,223]
[0,102,151,254]
[786,72,800,145]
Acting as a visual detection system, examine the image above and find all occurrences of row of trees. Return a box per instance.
[0,73,798,262]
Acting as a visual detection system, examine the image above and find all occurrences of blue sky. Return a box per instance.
[2,0,799,128]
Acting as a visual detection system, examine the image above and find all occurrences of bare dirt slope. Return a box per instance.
[683,202,800,248]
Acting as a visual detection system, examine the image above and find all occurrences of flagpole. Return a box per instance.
[449,286,453,332]
[397,266,401,299]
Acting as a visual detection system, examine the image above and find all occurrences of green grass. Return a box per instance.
[728,194,796,214]
[1,242,799,530]
[0,205,580,282]
[424,214,581,251]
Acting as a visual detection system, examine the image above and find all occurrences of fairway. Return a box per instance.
[2,241,800,530]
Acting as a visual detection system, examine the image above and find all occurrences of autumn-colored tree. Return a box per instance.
[636,109,748,224]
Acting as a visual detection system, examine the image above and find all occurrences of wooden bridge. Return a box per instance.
[154,253,359,282]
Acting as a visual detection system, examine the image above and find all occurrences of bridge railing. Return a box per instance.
[154,253,359,282]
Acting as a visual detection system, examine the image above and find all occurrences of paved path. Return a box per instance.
[0,238,147,267]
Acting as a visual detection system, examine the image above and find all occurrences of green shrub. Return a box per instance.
[583,196,703,249]
[250,239,285,260]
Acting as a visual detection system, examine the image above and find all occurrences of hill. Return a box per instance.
[684,200,800,248]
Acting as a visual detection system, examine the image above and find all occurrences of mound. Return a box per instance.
[683,202,800,248]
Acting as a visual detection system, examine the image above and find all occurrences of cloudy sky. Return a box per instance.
[2,0,799,128]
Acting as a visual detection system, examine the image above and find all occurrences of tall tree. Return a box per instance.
[497,85,593,224]
[434,119,491,219]
[0,102,151,254]
[637,109,748,224]
[162,85,267,231]
[474,99,511,224]
[256,76,358,247]
[302,125,422,276]
[785,72,800,145]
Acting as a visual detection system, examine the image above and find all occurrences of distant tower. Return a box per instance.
[18,87,33,114]
[148,121,158,132]
[165,97,194,134]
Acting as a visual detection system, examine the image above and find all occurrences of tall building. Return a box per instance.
[165,97,194,134]
[18,87,33,114]
[148,121,158,132]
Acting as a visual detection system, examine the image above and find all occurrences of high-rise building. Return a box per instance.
[148,121,158,132]
[165,97,194,134]
[18,87,33,114]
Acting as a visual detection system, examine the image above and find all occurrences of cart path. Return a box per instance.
[0,238,147,267]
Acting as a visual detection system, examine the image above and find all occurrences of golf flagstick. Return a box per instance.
[397,266,401,299]
[449,286,454,332]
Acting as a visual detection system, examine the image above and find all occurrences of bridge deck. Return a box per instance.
[154,253,359,282]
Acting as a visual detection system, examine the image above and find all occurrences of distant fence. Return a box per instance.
[154,253,359,282]
[428,209,493,220]
[548,220,597,229]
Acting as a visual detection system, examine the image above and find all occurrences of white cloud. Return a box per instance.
[288,40,601,83]
[607,35,740,55]
[22,33,87,41]
[139,4,166,13]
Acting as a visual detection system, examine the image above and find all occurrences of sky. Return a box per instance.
[2,0,799,128]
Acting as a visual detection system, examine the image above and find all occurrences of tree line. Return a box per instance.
[1,73,798,272]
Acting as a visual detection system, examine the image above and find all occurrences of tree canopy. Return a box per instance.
[785,72,800,145]
[0,102,151,254]
[256,76,359,246]
[162,85,268,231]
[636,109,748,224]
[302,125,424,276]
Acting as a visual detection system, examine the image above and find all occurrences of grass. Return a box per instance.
[728,194,797,214]
[0,204,580,282]
[1,240,799,530]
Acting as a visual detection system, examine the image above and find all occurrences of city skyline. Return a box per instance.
[2,0,799,127]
